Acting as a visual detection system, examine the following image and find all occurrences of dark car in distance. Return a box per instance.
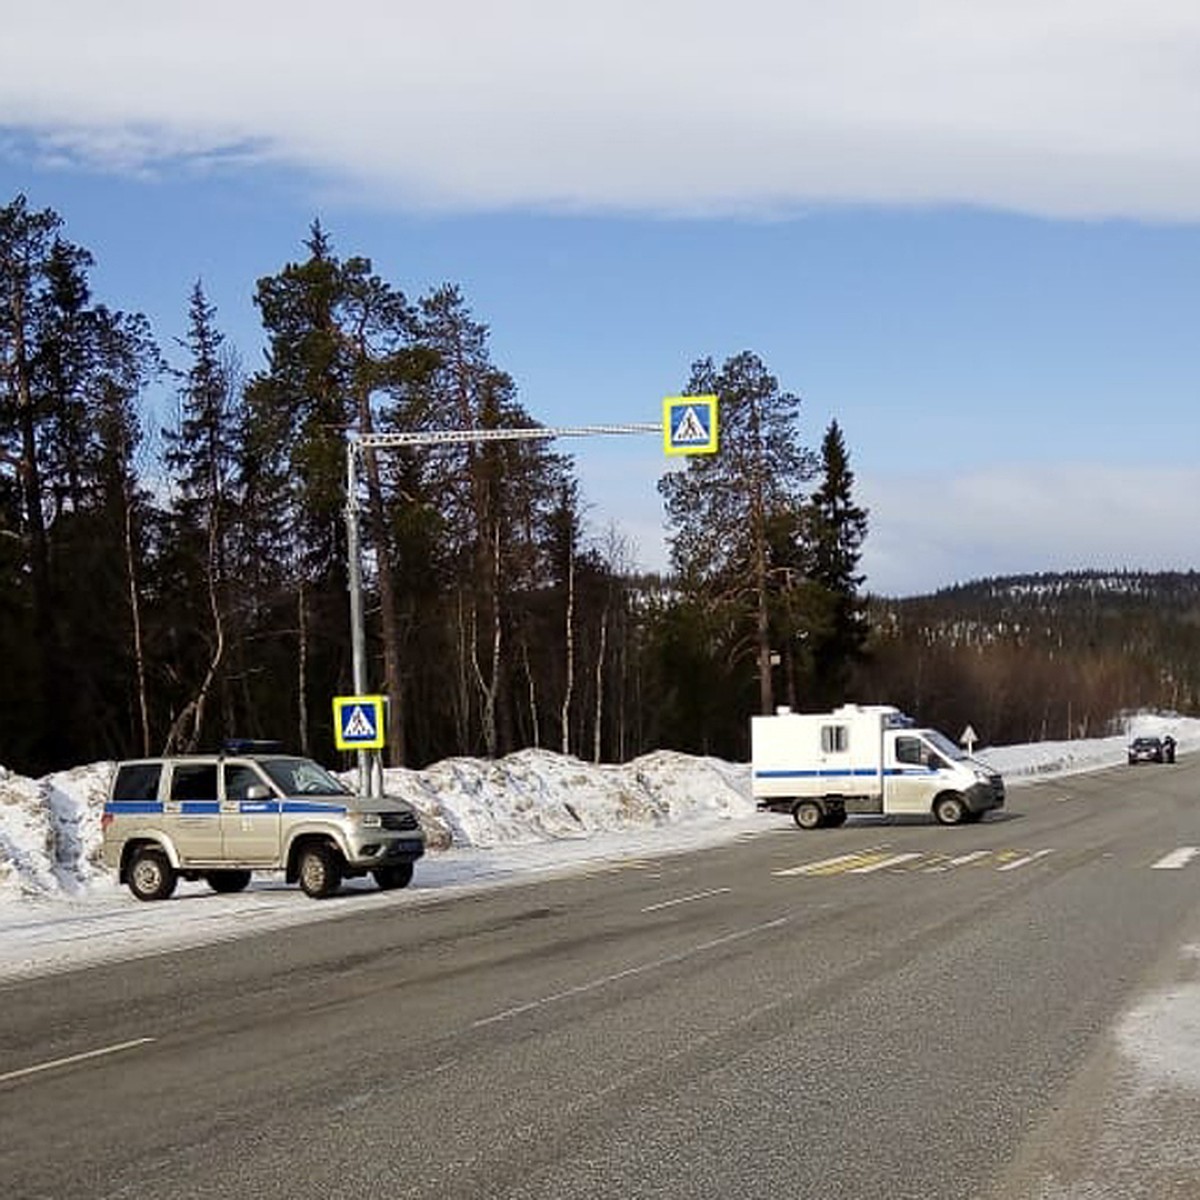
[1128,735,1174,765]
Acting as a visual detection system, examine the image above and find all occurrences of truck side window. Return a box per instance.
[820,725,849,753]
[896,737,924,766]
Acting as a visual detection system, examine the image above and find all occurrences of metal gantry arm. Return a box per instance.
[342,422,659,794]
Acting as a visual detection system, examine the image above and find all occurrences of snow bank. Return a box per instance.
[0,750,753,902]
[2,713,1197,904]
[976,714,1200,780]
[380,748,751,849]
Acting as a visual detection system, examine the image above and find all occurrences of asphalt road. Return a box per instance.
[3,760,1200,1199]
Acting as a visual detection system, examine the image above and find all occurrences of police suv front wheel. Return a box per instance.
[128,846,177,901]
[297,844,343,899]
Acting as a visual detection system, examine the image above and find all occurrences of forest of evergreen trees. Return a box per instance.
[0,194,870,776]
[5,194,1193,779]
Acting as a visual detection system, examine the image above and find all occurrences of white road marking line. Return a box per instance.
[846,852,923,874]
[924,850,991,872]
[0,1037,156,1085]
[996,849,1055,872]
[1151,847,1200,870]
[641,888,732,913]
[472,916,789,1028]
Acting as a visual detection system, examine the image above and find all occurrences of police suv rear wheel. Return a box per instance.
[297,844,343,899]
[128,846,177,901]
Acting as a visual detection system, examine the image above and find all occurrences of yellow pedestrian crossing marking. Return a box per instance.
[846,852,923,874]
[923,850,990,872]
[774,848,894,877]
[773,844,1200,879]
[775,847,1055,877]
[996,849,1054,872]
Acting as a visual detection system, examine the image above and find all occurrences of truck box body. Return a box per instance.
[751,703,1005,827]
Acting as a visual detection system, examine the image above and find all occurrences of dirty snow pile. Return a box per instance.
[0,749,752,903]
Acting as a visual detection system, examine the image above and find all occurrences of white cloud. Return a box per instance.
[4,2,1200,218]
[860,463,1200,595]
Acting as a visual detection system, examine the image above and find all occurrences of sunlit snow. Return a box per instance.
[2,714,1194,986]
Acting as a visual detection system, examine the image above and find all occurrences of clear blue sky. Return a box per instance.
[4,2,1200,596]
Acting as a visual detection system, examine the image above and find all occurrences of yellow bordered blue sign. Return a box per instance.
[663,395,718,455]
[332,695,386,750]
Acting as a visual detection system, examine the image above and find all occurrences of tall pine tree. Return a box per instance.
[804,419,869,707]
[658,351,814,738]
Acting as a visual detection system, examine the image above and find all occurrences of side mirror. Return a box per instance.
[245,784,270,800]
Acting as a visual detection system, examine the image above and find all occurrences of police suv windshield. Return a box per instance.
[260,757,350,796]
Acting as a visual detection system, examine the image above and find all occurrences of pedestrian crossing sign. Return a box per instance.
[663,395,718,456]
[333,694,387,750]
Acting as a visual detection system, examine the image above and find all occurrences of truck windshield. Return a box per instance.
[924,730,967,761]
[261,758,350,797]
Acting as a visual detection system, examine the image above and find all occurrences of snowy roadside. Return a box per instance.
[1,715,1195,983]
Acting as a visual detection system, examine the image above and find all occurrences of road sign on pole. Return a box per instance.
[663,395,719,455]
[333,695,387,751]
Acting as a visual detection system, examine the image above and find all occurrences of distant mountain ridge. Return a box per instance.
[920,569,1200,607]
[858,570,1200,745]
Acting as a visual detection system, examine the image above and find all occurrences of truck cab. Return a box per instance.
[752,704,1005,828]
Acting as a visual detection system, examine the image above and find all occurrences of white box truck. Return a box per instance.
[752,703,1005,829]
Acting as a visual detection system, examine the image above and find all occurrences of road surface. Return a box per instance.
[2,760,1199,1198]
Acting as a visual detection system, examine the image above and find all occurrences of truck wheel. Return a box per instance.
[373,863,414,891]
[793,801,824,830]
[297,844,343,899]
[206,869,252,894]
[933,794,966,826]
[128,846,177,901]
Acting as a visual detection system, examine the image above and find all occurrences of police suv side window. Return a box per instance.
[224,764,265,801]
[113,763,162,801]
[170,764,218,801]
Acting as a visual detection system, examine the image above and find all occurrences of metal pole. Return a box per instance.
[344,439,370,797]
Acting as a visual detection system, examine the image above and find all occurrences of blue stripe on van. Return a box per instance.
[753,767,935,780]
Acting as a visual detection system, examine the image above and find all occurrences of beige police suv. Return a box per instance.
[101,744,425,900]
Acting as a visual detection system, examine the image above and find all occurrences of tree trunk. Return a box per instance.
[593,607,608,763]
[561,550,575,756]
[297,582,310,755]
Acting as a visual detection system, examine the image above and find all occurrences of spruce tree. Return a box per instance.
[160,283,240,752]
[805,419,869,706]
